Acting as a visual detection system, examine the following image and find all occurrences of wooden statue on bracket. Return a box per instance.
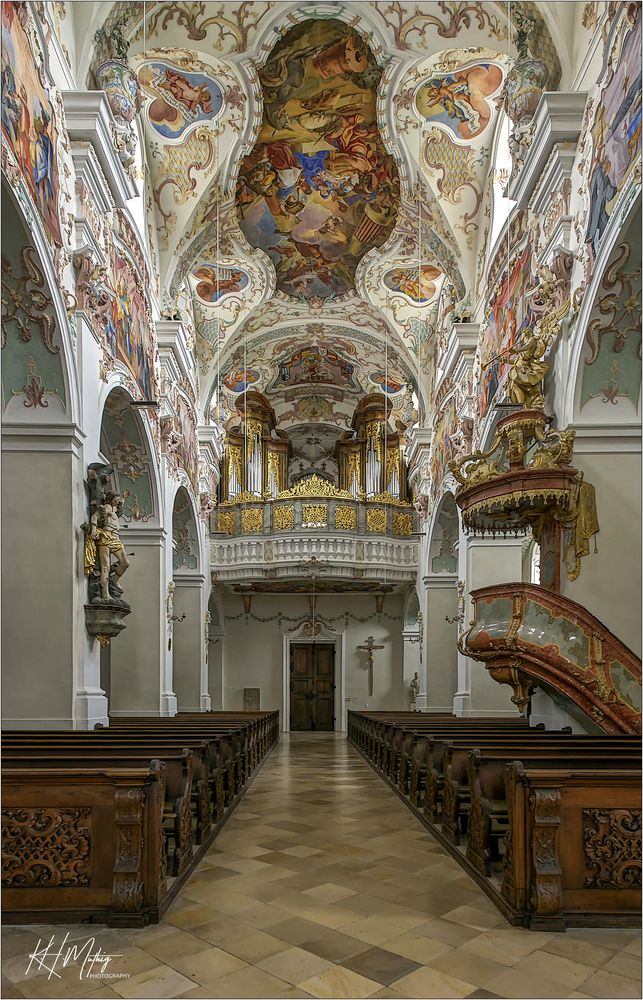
[81,463,131,646]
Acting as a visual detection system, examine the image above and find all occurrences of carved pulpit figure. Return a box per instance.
[357,636,384,696]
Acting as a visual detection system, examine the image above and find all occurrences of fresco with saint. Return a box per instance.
[585,6,641,262]
[415,62,504,143]
[235,19,399,300]
[105,248,156,402]
[139,61,223,141]
[1,2,62,244]
[384,264,441,303]
[478,243,534,418]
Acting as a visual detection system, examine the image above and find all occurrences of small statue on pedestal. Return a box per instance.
[410,672,420,705]
[82,463,130,608]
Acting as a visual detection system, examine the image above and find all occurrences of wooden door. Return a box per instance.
[289,643,335,731]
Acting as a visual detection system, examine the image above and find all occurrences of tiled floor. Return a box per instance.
[3,734,641,999]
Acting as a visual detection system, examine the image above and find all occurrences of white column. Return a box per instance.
[173,573,206,712]
[454,535,524,717]
[401,627,421,709]
[109,526,176,717]
[424,575,458,713]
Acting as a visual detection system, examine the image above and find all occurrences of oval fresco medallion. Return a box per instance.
[192,264,250,304]
[384,263,442,304]
[415,62,504,143]
[139,61,224,141]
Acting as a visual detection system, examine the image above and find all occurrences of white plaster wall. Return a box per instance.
[562,449,642,656]
[221,592,405,726]
[425,585,458,712]
[2,452,77,727]
[173,581,204,711]
[109,534,166,715]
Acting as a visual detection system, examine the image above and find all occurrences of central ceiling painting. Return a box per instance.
[235,19,400,300]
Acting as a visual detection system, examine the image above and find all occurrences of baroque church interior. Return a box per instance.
[1,1,642,998]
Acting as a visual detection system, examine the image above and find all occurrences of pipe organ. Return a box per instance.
[336,394,408,501]
[221,392,290,502]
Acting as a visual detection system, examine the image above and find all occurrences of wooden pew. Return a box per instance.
[347,709,642,930]
[502,763,642,929]
[2,764,165,926]
[464,743,641,874]
[2,710,279,926]
[3,746,195,876]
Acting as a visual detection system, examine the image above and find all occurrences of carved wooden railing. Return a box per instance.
[461,583,641,734]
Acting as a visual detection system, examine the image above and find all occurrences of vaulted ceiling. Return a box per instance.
[89,1,564,443]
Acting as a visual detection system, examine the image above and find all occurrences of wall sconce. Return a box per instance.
[169,613,187,623]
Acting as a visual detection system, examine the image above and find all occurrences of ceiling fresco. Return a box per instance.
[191,263,250,303]
[235,18,400,300]
[269,340,358,391]
[109,0,565,436]
[415,61,504,143]
[384,263,442,304]
[139,60,224,141]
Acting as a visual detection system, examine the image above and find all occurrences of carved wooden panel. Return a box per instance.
[2,807,91,887]
[583,808,642,889]
[112,789,144,911]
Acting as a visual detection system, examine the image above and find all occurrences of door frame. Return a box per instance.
[282,621,346,733]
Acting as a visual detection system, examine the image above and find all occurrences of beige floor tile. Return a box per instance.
[169,947,247,985]
[298,965,381,998]
[541,934,617,969]
[461,927,557,967]
[391,966,476,998]
[441,904,507,931]
[257,946,335,986]
[112,965,196,999]
[140,933,211,964]
[185,965,293,998]
[429,946,509,990]
[489,966,583,1000]
[302,883,358,903]
[215,929,293,964]
[381,931,454,964]
[501,950,596,992]
[600,953,643,982]
[339,917,407,947]
[623,938,643,957]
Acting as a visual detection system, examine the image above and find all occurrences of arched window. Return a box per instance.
[488,112,516,258]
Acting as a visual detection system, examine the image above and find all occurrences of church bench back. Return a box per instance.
[2,764,166,926]
[502,764,642,929]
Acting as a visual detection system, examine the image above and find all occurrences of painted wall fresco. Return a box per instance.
[105,247,157,402]
[236,19,399,300]
[369,371,406,394]
[415,63,504,143]
[581,235,642,410]
[383,263,441,303]
[478,243,534,418]
[192,263,249,303]
[1,3,62,245]
[175,392,200,491]
[430,396,458,492]
[101,391,155,523]
[1,225,65,411]
[585,6,641,262]
[139,60,223,141]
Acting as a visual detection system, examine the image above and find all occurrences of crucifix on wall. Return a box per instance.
[357,636,384,696]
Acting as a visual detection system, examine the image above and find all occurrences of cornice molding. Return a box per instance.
[508,92,587,209]
[62,91,137,207]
